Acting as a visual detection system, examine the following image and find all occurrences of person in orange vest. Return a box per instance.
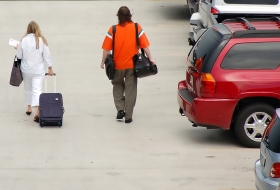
[101,6,155,123]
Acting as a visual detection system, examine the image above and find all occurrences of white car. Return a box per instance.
[188,0,280,45]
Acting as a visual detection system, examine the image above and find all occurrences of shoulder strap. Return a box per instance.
[112,25,116,58]
[135,23,145,55]
[135,23,139,49]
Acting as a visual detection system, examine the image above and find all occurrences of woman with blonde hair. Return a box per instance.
[15,21,54,122]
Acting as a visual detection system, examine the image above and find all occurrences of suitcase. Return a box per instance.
[39,73,64,127]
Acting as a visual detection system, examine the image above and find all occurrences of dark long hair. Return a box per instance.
[117,6,132,26]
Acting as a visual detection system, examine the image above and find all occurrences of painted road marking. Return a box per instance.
[206,148,258,152]
[157,24,188,27]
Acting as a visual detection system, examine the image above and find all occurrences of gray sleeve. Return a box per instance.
[16,42,23,59]
[42,43,52,68]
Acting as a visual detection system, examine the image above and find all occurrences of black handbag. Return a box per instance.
[133,23,158,78]
[10,56,23,87]
[105,25,116,80]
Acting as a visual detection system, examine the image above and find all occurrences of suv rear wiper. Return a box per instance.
[262,139,270,148]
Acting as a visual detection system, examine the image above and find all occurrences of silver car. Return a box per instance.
[255,108,280,190]
[189,0,280,45]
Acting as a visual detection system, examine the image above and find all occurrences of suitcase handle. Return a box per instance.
[44,73,57,93]
[45,73,56,76]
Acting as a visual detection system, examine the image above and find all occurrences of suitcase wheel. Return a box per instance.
[40,120,44,127]
[58,121,62,127]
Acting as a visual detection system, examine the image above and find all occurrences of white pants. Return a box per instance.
[22,72,44,107]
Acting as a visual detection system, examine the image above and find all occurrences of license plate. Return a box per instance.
[260,154,266,167]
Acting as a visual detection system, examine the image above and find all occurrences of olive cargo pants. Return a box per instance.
[111,69,137,120]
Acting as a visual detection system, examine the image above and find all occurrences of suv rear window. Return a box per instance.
[266,115,280,153]
[221,42,280,70]
[224,0,278,5]
[188,28,224,72]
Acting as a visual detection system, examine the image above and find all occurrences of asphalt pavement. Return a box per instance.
[1,1,258,190]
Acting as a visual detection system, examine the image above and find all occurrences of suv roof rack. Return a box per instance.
[222,16,280,38]
[235,17,256,30]
[223,16,280,24]
[271,16,280,22]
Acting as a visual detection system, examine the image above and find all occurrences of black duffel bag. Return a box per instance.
[133,49,158,78]
[133,23,158,78]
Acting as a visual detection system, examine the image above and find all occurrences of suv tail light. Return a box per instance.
[201,73,215,93]
[270,163,280,178]
[211,7,219,14]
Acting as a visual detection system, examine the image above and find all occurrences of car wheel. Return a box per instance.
[234,103,274,148]
[189,8,194,15]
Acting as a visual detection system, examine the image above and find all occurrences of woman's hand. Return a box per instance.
[48,67,54,76]
[14,44,18,50]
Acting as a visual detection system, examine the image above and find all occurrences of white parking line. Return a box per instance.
[206,148,259,152]
[157,24,188,27]
[147,0,183,2]
[168,52,187,56]
[219,189,255,190]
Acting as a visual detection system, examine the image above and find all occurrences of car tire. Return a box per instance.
[189,8,194,15]
[234,103,274,148]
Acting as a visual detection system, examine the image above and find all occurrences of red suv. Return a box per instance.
[177,17,280,148]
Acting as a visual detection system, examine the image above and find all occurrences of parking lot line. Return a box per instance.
[206,148,259,152]
[219,189,255,190]
[147,0,183,2]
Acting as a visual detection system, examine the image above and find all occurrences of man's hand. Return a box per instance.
[101,50,109,69]
[149,58,156,65]
[101,62,105,69]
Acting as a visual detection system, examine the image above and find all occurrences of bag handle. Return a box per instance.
[44,73,57,93]
[14,55,21,67]
[112,25,116,59]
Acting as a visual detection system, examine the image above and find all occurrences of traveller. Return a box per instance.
[15,21,54,122]
[101,6,155,123]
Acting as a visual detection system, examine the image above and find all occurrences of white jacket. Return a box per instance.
[16,33,52,74]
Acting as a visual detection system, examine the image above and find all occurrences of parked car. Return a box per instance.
[177,17,280,148]
[187,0,199,15]
[255,108,280,190]
[188,0,280,45]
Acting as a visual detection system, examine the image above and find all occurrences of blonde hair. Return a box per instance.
[22,21,48,49]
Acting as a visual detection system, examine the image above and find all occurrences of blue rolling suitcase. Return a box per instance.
[39,73,64,127]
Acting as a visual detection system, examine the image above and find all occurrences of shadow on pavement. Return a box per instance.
[158,4,191,21]
[178,127,245,148]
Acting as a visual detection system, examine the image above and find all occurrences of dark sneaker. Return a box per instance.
[116,110,125,120]
[125,118,133,124]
